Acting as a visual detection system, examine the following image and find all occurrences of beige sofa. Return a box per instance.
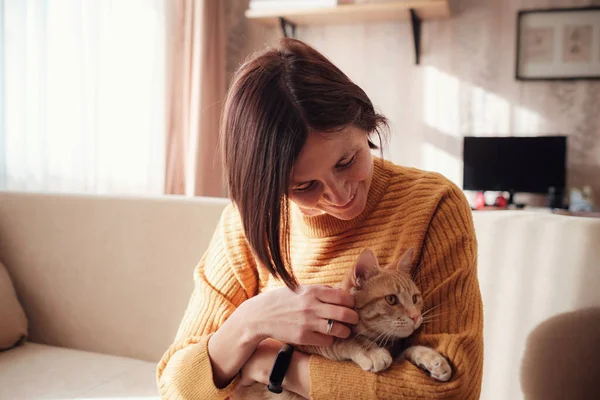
[0,191,599,399]
[0,192,227,399]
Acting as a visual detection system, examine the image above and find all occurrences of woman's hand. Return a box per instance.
[239,338,282,387]
[239,338,311,399]
[242,284,359,347]
[207,284,356,389]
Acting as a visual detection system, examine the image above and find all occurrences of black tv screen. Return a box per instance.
[463,136,566,194]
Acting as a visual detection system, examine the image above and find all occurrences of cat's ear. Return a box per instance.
[394,248,414,274]
[342,248,380,290]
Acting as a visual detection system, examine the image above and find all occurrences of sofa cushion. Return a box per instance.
[0,259,27,350]
[0,342,159,399]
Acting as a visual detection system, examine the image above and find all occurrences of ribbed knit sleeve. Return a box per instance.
[308,183,484,399]
[156,204,258,400]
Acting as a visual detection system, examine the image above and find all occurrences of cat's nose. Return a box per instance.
[410,314,420,324]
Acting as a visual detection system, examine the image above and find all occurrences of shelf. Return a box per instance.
[245,1,451,27]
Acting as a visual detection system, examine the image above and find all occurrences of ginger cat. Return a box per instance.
[233,248,451,400]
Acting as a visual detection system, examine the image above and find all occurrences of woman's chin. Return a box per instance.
[327,194,366,220]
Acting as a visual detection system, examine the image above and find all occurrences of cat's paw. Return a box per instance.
[403,346,452,382]
[353,347,393,373]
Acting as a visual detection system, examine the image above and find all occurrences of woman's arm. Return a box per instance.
[291,184,484,400]
[239,338,311,399]
[157,206,258,399]
[207,299,264,388]
[157,205,359,399]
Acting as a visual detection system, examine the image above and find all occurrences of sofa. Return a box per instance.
[0,191,599,399]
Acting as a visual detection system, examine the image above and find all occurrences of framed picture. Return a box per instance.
[516,7,600,81]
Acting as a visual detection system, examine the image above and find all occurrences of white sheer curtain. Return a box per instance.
[0,0,166,194]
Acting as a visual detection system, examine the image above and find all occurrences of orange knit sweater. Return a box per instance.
[157,158,484,399]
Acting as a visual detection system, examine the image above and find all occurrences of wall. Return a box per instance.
[226,0,600,206]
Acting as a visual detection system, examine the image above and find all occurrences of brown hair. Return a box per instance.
[221,38,387,290]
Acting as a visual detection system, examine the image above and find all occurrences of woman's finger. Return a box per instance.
[315,303,359,326]
[300,331,336,347]
[313,285,355,308]
[311,317,352,339]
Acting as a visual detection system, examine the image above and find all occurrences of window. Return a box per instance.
[0,0,166,194]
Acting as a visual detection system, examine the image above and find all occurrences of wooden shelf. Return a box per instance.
[245,1,451,27]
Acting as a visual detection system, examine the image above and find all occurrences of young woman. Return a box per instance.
[157,38,483,399]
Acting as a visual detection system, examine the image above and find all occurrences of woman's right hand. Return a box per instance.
[239,285,359,347]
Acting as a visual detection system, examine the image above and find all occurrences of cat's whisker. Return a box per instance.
[369,332,386,349]
[421,312,448,321]
[359,319,394,329]
[352,321,394,340]
[422,303,443,316]
[425,305,446,313]
[370,325,397,350]
[422,310,446,318]
[382,329,395,348]
[362,330,389,351]
[352,327,382,341]
[382,325,402,348]
[419,315,448,326]
[351,330,373,341]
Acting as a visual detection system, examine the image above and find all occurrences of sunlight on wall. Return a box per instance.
[421,143,463,184]
[512,105,545,135]
[423,66,461,137]
[421,66,545,188]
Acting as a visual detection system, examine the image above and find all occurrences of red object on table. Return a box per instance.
[494,194,508,208]
[475,192,486,210]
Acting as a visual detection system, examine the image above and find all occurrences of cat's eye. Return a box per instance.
[385,295,398,305]
[412,294,420,304]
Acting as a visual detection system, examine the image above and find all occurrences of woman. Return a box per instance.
[157,38,483,399]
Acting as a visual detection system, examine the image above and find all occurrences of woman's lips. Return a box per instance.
[329,190,357,210]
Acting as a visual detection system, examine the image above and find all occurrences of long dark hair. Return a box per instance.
[221,38,387,290]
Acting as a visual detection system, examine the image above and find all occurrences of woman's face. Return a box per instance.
[288,126,374,221]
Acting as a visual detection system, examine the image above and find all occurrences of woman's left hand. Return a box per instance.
[239,338,283,387]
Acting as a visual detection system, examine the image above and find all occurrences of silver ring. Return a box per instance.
[326,319,334,335]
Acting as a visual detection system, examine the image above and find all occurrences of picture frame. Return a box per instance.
[516,6,600,81]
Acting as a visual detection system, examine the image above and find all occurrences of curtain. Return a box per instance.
[164,0,226,197]
[0,0,166,195]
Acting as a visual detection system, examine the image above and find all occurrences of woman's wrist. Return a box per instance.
[237,296,268,345]
[283,350,311,398]
[207,299,266,388]
[246,341,310,398]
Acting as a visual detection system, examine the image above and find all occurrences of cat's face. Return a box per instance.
[341,248,424,340]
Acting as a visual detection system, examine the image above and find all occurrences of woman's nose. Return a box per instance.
[323,179,351,205]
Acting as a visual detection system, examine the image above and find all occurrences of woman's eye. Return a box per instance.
[412,294,419,304]
[385,294,398,305]
[295,181,316,192]
[337,155,356,169]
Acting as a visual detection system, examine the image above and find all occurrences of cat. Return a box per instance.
[233,248,452,400]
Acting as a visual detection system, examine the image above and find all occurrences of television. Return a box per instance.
[463,136,567,204]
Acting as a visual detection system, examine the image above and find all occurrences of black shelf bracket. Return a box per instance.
[409,9,422,65]
[279,17,297,38]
